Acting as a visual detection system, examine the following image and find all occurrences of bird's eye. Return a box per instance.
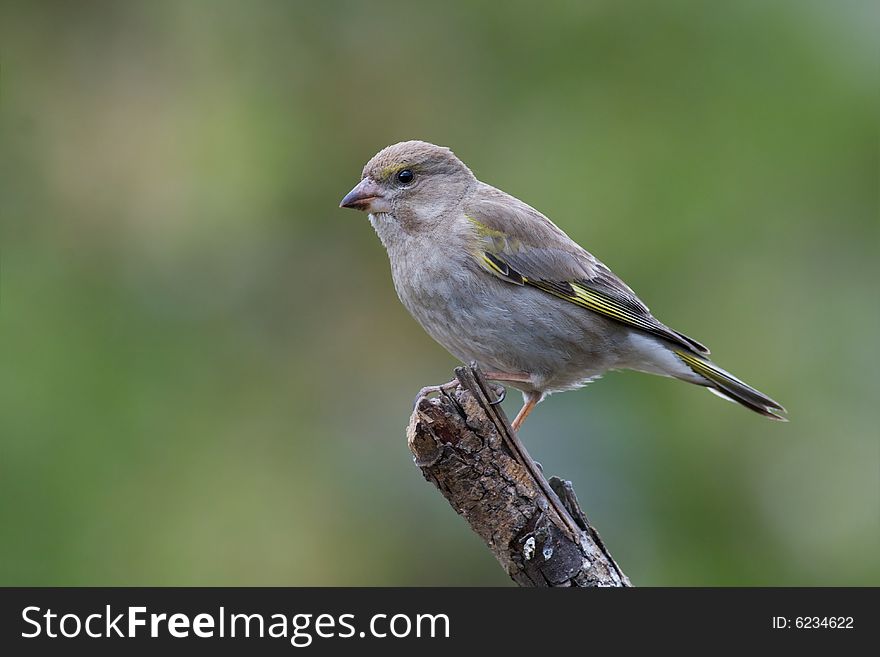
[396,169,414,185]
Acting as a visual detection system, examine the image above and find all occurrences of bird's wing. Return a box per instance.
[464,190,709,354]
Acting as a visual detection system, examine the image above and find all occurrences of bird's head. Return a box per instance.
[340,141,475,228]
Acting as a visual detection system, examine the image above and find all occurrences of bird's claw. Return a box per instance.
[488,384,506,405]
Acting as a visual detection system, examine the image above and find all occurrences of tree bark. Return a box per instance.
[407,363,631,587]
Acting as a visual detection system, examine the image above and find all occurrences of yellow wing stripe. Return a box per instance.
[473,248,709,354]
[481,253,508,276]
[532,281,657,331]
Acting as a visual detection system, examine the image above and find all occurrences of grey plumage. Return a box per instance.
[340,140,785,425]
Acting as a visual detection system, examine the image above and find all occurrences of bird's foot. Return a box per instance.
[414,378,505,407]
[413,379,460,408]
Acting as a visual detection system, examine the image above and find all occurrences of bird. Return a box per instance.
[340,140,785,431]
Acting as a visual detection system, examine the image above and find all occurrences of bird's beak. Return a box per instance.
[339,178,389,213]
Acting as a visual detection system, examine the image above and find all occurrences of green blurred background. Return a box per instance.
[1,0,877,586]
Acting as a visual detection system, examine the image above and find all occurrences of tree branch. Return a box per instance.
[407,363,631,587]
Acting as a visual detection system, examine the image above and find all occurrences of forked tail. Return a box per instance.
[675,350,787,421]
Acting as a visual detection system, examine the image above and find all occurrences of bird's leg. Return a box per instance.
[482,370,532,384]
[511,393,540,432]
[480,371,531,407]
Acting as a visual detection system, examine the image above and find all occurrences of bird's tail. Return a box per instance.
[674,349,787,421]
